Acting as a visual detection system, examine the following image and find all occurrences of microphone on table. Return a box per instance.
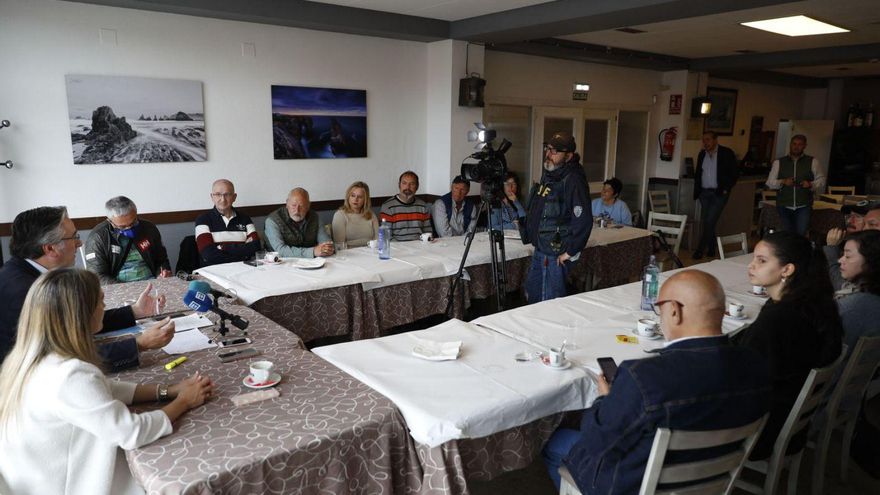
[183,281,249,331]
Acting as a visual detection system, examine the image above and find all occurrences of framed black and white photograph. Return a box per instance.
[704,87,738,136]
[65,75,206,164]
[271,85,367,159]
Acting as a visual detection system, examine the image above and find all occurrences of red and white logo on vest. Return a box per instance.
[138,239,151,251]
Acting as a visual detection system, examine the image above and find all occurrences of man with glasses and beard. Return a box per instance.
[519,131,591,303]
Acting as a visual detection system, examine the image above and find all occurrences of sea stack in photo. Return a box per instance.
[86,105,137,144]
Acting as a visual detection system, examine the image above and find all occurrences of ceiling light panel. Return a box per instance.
[741,15,849,37]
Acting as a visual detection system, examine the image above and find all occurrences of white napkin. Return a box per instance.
[412,338,462,361]
[288,257,326,269]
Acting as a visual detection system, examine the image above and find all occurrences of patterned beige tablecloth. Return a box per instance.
[103,278,422,495]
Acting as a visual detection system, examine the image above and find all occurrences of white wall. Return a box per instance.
[0,0,428,222]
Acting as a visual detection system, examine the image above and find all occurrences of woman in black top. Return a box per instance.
[734,231,842,460]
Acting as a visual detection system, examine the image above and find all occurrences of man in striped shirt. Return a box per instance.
[195,179,261,266]
[380,171,433,241]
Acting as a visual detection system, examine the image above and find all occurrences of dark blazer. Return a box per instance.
[564,336,771,495]
[733,298,842,459]
[0,257,139,370]
[694,145,739,199]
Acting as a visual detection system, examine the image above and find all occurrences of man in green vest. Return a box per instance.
[264,188,334,258]
[766,134,826,236]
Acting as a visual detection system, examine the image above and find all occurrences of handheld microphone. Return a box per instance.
[183,282,249,330]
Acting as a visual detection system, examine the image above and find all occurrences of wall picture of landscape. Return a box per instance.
[271,85,367,159]
[65,75,206,164]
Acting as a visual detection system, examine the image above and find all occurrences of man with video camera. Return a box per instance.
[519,132,591,303]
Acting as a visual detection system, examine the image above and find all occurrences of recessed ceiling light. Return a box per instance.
[741,15,849,36]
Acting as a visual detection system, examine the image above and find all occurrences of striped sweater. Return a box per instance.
[379,195,432,241]
[194,207,261,266]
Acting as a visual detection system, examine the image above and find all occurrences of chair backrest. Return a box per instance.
[716,232,748,260]
[827,185,856,196]
[647,212,687,255]
[765,348,846,472]
[638,415,768,495]
[648,190,672,214]
[760,190,777,202]
[632,210,644,229]
[825,336,880,415]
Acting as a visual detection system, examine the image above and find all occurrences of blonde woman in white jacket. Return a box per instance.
[0,268,214,495]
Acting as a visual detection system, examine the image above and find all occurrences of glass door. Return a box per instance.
[583,109,618,197]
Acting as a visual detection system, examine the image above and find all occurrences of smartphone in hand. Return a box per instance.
[597,357,619,384]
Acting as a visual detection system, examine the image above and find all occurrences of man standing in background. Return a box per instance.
[766,134,826,236]
[692,131,739,260]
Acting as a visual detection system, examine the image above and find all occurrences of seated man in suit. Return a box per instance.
[542,270,771,494]
[264,187,334,258]
[195,179,261,266]
[84,195,173,284]
[0,207,174,369]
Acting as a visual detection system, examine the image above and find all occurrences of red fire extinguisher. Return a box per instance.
[658,127,677,162]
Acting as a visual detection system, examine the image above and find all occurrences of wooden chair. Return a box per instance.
[735,350,847,495]
[559,415,768,495]
[648,190,671,214]
[807,337,880,495]
[647,212,687,270]
[716,232,748,260]
[827,185,856,196]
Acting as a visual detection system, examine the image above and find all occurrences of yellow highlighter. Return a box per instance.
[164,356,187,371]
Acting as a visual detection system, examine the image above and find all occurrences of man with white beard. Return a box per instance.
[265,187,334,258]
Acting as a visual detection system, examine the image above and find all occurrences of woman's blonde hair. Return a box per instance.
[0,268,102,431]
[340,181,373,220]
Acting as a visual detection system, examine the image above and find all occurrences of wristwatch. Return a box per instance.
[157,384,169,401]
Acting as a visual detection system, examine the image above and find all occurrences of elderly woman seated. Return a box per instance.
[591,177,632,226]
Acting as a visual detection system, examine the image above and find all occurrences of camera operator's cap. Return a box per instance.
[545,132,576,152]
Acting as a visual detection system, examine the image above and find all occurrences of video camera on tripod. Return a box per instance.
[446,124,513,315]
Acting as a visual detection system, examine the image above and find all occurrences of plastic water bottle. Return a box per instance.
[378,220,391,260]
[640,255,660,311]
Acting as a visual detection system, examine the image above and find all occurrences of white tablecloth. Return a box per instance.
[196,233,536,303]
[313,319,596,448]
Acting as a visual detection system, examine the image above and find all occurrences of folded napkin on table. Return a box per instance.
[412,338,462,361]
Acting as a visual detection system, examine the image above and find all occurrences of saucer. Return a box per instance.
[260,259,283,265]
[724,311,748,321]
[631,329,663,340]
[542,359,572,370]
[748,290,768,298]
[292,258,325,270]
[243,372,281,389]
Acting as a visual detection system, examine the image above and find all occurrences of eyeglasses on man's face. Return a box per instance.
[58,233,81,243]
[652,299,683,316]
[211,192,234,199]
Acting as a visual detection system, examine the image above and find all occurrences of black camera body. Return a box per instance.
[461,138,512,201]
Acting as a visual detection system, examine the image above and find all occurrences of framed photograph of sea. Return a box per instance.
[271,85,367,159]
[65,75,206,164]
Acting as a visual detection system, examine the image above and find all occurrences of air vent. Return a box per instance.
[615,27,646,34]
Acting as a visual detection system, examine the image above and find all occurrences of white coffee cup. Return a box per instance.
[368,239,378,249]
[250,360,274,382]
[420,233,433,242]
[264,252,280,263]
[728,301,745,318]
[752,285,766,295]
[637,318,659,337]
[548,347,565,367]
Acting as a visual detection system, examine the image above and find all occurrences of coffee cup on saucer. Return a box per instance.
[264,252,280,263]
[637,318,660,337]
[548,347,565,367]
[249,360,274,382]
[728,301,745,318]
[751,285,766,296]
[420,233,433,243]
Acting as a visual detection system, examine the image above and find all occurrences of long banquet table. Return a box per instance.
[104,278,422,495]
[314,253,761,494]
[196,227,654,343]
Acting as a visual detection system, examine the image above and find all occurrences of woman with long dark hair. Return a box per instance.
[734,231,843,459]
[835,229,880,350]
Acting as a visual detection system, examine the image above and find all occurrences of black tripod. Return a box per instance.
[445,194,509,317]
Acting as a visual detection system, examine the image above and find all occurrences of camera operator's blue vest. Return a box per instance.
[440,192,474,232]
[526,174,572,255]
